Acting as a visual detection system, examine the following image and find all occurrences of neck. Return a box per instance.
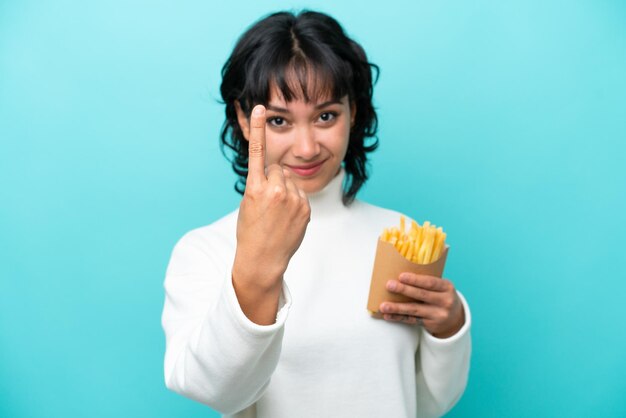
[307,169,349,220]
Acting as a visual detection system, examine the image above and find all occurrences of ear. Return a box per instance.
[234,100,251,141]
[350,101,357,128]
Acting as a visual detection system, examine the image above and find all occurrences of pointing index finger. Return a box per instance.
[248,105,267,183]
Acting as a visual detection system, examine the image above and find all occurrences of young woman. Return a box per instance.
[162,10,471,418]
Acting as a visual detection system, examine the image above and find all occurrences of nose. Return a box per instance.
[291,125,320,160]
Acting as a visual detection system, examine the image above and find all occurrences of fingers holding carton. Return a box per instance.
[386,273,450,304]
[382,273,465,338]
[367,216,465,338]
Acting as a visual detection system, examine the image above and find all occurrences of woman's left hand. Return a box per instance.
[380,273,465,339]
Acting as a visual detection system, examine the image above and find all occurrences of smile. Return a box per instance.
[285,159,327,177]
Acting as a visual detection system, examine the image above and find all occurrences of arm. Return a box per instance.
[161,231,292,414]
[414,292,472,417]
[162,105,310,414]
[380,276,472,416]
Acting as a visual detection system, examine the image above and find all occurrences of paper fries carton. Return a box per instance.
[367,239,449,317]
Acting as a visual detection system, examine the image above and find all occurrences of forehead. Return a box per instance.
[267,76,351,110]
[267,86,349,112]
[267,63,340,105]
[268,83,334,105]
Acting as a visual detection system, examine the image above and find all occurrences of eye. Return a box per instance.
[319,112,337,123]
[267,117,286,127]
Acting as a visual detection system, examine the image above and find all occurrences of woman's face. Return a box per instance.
[237,86,355,194]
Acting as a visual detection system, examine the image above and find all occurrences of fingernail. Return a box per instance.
[386,281,396,291]
[380,304,388,313]
[253,106,264,116]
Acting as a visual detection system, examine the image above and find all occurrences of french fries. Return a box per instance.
[380,216,446,264]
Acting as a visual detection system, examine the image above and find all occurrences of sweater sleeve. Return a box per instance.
[414,291,472,418]
[161,229,292,414]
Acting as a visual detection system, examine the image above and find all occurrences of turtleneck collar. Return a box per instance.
[307,168,349,219]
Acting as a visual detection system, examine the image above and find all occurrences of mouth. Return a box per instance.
[285,159,327,177]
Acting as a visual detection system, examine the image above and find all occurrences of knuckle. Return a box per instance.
[248,142,264,156]
[438,309,450,322]
[271,185,286,200]
[245,183,262,198]
[289,189,300,203]
[427,277,438,289]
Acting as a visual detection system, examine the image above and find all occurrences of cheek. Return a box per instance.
[334,121,351,156]
[318,121,350,153]
[263,134,285,165]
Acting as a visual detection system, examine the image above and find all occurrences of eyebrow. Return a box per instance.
[265,100,342,113]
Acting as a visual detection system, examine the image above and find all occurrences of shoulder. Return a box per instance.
[166,209,239,275]
[179,209,239,247]
[341,199,406,236]
[349,199,405,223]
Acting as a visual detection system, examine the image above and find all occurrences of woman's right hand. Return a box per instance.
[232,105,311,323]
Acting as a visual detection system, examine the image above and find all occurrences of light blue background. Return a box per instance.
[1,0,625,417]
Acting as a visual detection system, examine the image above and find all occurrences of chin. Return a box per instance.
[295,179,326,195]
[298,183,321,195]
[303,169,343,194]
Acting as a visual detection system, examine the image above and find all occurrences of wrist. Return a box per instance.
[231,260,284,326]
[431,308,465,339]
[232,252,285,292]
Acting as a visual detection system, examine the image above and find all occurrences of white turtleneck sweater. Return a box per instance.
[161,171,472,418]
